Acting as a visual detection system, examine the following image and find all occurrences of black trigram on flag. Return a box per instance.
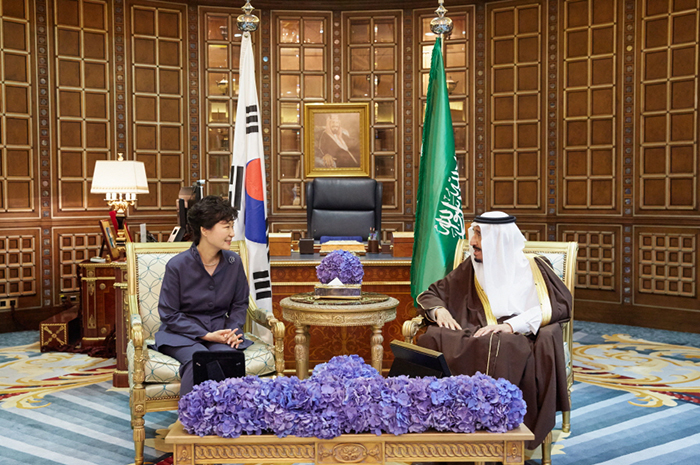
[229,165,244,211]
[245,105,259,134]
[253,270,272,300]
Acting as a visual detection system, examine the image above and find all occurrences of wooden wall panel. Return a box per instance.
[517,223,546,241]
[53,0,112,213]
[634,225,699,310]
[637,0,699,213]
[0,227,41,308]
[560,0,620,212]
[344,11,403,210]
[270,10,332,212]
[487,1,545,212]
[560,224,621,302]
[54,226,101,295]
[1,0,36,217]
[127,1,186,212]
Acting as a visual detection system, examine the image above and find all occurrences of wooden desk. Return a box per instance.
[280,293,399,378]
[166,420,534,465]
[271,253,413,375]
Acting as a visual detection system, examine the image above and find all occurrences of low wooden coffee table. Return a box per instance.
[166,420,534,465]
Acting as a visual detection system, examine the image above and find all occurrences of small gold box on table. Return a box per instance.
[319,240,365,255]
[314,284,362,299]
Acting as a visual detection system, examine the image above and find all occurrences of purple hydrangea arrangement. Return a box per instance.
[315,250,364,284]
[179,354,527,439]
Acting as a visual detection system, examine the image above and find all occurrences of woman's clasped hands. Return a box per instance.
[202,328,243,348]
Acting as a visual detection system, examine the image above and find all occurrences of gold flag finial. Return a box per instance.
[237,1,259,33]
[430,0,453,36]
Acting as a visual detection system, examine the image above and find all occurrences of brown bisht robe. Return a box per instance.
[416,256,571,449]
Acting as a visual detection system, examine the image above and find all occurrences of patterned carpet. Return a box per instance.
[1,322,699,464]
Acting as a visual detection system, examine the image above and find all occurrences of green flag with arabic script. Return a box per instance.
[411,37,465,304]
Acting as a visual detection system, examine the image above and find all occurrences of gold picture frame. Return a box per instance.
[304,103,370,178]
[100,219,120,260]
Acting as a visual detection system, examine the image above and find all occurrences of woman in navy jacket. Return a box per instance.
[155,195,251,396]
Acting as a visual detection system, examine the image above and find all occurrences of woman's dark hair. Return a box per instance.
[187,195,238,244]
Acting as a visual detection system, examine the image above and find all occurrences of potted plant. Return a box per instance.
[314,250,364,299]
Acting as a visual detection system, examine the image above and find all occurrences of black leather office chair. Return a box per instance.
[306,178,382,241]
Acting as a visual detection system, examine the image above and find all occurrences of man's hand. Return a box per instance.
[321,154,336,167]
[434,307,462,331]
[474,323,513,337]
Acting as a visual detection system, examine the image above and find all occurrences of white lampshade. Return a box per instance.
[90,159,149,194]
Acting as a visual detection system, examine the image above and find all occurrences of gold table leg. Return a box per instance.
[370,324,384,372]
[294,323,310,379]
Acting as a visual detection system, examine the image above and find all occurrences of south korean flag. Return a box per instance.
[229,32,272,344]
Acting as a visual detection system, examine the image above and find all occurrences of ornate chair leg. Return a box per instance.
[133,416,145,465]
[562,410,571,433]
[541,431,552,465]
[131,384,146,465]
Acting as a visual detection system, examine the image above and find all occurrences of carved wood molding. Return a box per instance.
[385,441,504,459]
[318,442,382,463]
[194,444,315,460]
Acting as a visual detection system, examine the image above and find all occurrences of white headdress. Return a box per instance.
[468,211,540,324]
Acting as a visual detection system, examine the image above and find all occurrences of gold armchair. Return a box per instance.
[126,241,285,465]
[403,238,578,465]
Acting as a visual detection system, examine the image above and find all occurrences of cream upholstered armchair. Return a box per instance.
[125,241,285,465]
[402,239,578,465]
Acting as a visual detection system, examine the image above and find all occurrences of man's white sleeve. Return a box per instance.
[505,306,542,335]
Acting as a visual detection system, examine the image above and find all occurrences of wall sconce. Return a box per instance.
[217,78,228,95]
[90,153,149,245]
[446,77,458,94]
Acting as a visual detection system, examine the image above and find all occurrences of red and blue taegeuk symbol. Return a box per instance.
[244,158,267,244]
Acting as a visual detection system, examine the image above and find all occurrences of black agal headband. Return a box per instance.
[473,214,517,224]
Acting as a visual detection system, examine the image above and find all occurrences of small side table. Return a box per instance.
[280,292,399,378]
[78,260,126,347]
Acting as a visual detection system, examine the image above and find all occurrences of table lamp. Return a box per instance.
[90,153,149,245]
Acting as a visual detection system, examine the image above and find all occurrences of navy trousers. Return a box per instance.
[160,341,238,396]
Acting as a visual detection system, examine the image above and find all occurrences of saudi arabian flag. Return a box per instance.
[411,37,465,304]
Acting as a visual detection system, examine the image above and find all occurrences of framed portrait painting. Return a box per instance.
[304,103,370,177]
[99,219,120,260]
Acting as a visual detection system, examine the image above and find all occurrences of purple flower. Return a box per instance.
[316,250,364,284]
[177,356,525,440]
[343,375,384,435]
[380,375,429,435]
[312,354,379,381]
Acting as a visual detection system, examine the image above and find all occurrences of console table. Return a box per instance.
[78,260,126,344]
[280,293,399,378]
[80,260,127,387]
[166,420,534,465]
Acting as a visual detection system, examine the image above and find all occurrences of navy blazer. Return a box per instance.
[154,244,252,350]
